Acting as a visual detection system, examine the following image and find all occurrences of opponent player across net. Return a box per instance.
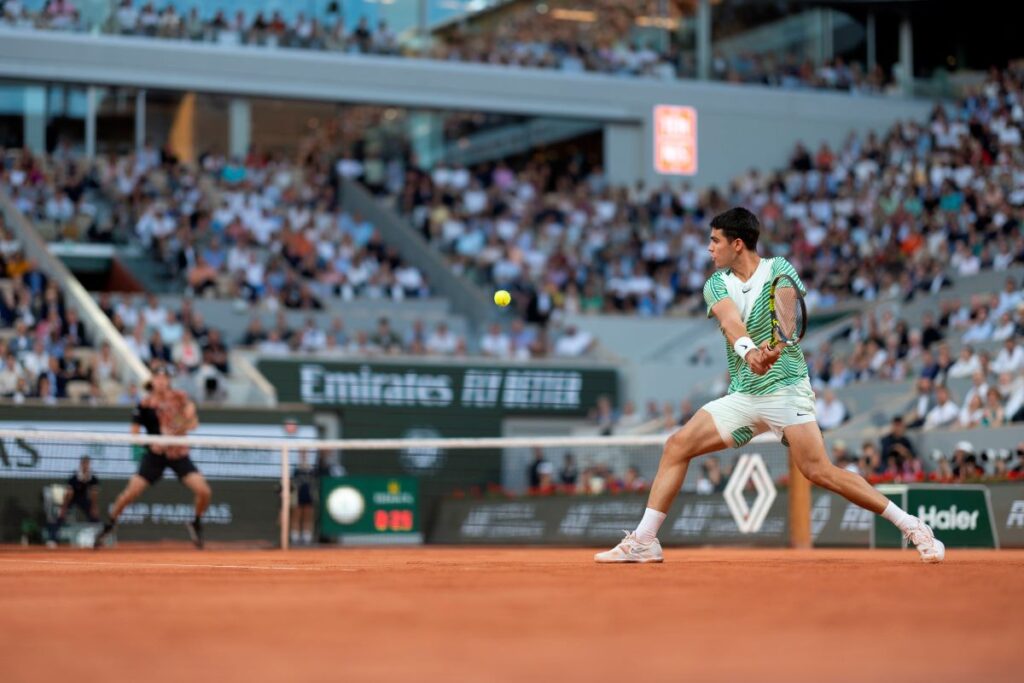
[595,207,945,563]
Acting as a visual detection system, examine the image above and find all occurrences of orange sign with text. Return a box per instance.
[653,105,698,175]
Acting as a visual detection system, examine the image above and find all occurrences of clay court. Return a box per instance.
[2,546,1021,683]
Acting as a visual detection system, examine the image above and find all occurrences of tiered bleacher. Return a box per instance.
[2,0,896,92]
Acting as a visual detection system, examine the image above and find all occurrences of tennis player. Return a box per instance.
[94,366,212,549]
[596,208,944,563]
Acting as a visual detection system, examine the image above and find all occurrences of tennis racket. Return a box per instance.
[768,274,807,349]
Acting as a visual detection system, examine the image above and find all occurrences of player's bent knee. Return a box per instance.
[802,462,834,488]
[665,430,697,463]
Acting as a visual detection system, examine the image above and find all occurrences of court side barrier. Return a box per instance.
[430,483,1024,548]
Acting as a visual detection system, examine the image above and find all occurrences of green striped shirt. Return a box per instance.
[703,256,808,396]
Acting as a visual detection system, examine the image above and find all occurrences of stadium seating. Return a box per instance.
[1,0,894,93]
[385,64,1023,323]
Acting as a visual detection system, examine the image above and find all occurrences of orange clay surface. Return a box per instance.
[1,546,1022,683]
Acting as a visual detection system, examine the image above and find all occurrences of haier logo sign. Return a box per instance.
[917,505,979,531]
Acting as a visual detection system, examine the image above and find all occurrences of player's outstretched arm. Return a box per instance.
[710,299,780,375]
[183,400,199,432]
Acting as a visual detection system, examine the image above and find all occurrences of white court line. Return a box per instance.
[0,558,329,572]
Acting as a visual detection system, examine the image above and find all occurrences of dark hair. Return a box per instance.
[710,207,760,250]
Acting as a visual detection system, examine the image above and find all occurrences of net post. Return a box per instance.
[280,446,291,550]
[788,453,812,549]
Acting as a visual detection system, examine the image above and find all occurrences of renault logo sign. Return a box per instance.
[723,453,777,533]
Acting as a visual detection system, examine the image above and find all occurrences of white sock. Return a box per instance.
[881,501,914,531]
[290,530,299,543]
[634,507,667,544]
[301,531,313,544]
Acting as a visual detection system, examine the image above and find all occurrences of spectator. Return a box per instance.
[591,395,616,435]
[982,388,1007,427]
[961,308,994,343]
[187,255,218,296]
[880,417,917,463]
[995,277,1023,316]
[172,328,202,374]
[201,328,229,375]
[695,456,727,494]
[815,388,846,430]
[559,453,578,486]
[831,440,858,473]
[616,400,643,432]
[370,317,402,353]
[858,441,883,478]
[958,394,985,429]
[622,465,647,492]
[426,321,459,356]
[996,372,1024,422]
[920,311,944,349]
[993,338,1024,374]
[947,346,981,379]
[0,352,21,397]
[298,317,327,353]
[527,448,547,489]
[554,325,595,357]
[924,385,960,431]
[903,377,936,429]
[951,442,983,481]
[480,323,511,358]
[141,293,166,330]
[241,316,267,347]
[258,330,290,354]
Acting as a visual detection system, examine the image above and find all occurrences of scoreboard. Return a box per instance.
[319,476,422,544]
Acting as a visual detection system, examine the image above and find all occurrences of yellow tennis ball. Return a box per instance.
[494,290,511,307]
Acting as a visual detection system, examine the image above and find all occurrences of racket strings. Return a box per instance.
[773,285,801,341]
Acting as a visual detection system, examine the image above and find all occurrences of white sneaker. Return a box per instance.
[903,517,945,563]
[594,531,663,563]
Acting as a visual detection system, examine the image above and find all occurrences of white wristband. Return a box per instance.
[734,336,756,360]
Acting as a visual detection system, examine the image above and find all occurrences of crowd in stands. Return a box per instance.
[390,63,1024,322]
[832,427,1024,485]
[805,278,1024,427]
[1,142,433,310]
[526,447,650,496]
[0,218,129,404]
[2,0,895,93]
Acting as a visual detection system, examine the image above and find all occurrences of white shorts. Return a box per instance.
[700,377,817,448]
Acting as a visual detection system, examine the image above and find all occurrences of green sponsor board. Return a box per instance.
[257,359,619,418]
[320,476,421,544]
[1,478,279,544]
[873,484,998,549]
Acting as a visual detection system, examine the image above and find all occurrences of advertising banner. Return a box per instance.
[257,359,618,418]
[0,478,278,544]
[874,485,998,549]
[430,490,873,547]
[977,483,1024,548]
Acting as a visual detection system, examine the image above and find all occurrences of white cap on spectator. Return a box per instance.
[954,441,975,454]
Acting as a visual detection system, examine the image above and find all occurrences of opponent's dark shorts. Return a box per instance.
[138,450,200,484]
[297,483,314,507]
